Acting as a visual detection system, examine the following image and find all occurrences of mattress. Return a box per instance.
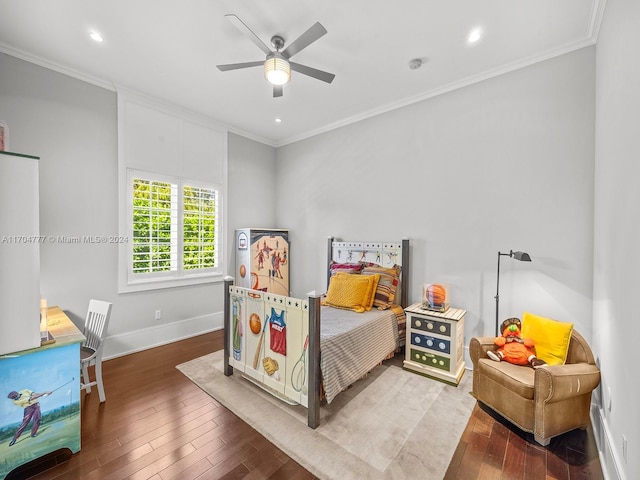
[320,305,401,404]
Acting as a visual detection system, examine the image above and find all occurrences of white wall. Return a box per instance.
[277,48,596,354]
[593,1,640,479]
[0,53,277,358]
[226,132,278,276]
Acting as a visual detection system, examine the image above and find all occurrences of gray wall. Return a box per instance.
[277,47,596,347]
[594,0,639,479]
[226,131,278,275]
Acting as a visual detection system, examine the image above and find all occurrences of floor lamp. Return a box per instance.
[495,250,531,336]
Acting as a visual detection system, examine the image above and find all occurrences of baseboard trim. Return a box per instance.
[102,311,223,360]
[592,406,626,480]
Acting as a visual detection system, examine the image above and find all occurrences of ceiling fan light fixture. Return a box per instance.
[264,52,291,86]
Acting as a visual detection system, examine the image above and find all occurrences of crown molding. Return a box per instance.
[0,42,116,92]
[276,35,599,147]
[2,0,607,150]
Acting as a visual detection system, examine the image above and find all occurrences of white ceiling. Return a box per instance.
[0,0,604,147]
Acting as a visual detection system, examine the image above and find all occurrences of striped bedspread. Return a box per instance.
[320,306,402,404]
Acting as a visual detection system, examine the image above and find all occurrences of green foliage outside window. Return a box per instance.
[183,185,217,270]
[132,179,174,273]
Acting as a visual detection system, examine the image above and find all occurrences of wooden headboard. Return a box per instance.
[326,237,410,308]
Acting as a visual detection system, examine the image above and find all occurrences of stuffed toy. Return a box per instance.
[487,317,546,368]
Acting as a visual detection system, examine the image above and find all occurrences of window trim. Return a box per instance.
[123,169,223,291]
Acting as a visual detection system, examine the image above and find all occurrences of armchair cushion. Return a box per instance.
[478,359,535,400]
[522,311,573,366]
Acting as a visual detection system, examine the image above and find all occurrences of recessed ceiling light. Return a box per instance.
[275,118,282,124]
[89,31,104,43]
[468,28,483,44]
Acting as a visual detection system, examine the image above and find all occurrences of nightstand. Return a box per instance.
[403,303,466,385]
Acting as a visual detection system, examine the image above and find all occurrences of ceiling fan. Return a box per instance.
[216,14,335,97]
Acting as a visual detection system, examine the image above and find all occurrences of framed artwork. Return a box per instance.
[0,121,8,151]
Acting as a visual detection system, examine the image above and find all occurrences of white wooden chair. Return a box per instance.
[80,299,112,403]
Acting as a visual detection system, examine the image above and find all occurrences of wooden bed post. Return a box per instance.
[307,292,322,429]
[223,276,235,376]
[401,238,410,308]
[326,236,334,290]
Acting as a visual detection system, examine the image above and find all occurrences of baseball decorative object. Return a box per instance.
[249,313,261,335]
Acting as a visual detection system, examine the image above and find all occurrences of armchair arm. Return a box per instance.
[534,363,601,404]
[469,336,497,369]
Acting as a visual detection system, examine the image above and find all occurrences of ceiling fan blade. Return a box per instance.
[225,14,272,56]
[282,22,327,59]
[217,61,264,72]
[290,62,335,84]
[273,85,283,97]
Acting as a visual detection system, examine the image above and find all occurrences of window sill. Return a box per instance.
[118,272,225,293]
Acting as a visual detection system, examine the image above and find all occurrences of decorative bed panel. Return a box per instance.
[223,237,409,428]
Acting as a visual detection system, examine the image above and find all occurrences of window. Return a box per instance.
[117,92,227,293]
[128,170,219,283]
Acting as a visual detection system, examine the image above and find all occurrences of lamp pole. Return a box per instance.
[494,250,531,336]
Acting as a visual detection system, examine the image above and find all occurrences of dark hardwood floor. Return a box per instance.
[444,400,604,480]
[19,331,602,480]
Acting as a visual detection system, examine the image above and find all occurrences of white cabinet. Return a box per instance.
[403,303,466,385]
[0,151,41,355]
[235,228,289,296]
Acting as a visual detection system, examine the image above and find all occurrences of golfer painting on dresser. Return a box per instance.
[6,388,52,446]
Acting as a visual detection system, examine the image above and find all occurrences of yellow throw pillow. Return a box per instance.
[362,273,380,311]
[521,312,574,366]
[322,273,377,313]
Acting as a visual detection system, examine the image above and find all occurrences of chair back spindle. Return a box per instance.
[80,299,112,403]
[83,300,112,350]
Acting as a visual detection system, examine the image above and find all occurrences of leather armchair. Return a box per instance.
[469,329,600,445]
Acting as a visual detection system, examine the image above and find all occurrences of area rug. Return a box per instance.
[176,350,475,479]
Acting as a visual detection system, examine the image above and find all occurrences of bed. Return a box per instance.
[223,237,409,428]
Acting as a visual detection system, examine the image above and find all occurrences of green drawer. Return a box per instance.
[409,348,450,371]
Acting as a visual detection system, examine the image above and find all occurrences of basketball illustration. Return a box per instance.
[249,313,261,334]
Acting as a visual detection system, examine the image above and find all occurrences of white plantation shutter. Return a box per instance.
[182,184,218,271]
[130,174,177,275]
[127,170,220,282]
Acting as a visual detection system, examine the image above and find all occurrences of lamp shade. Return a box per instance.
[512,251,531,262]
[264,53,291,86]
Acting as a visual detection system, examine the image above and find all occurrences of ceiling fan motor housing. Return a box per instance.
[270,35,285,50]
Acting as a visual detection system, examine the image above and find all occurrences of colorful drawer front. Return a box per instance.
[409,348,450,371]
[410,316,451,337]
[410,332,451,354]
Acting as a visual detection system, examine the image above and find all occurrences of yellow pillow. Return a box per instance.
[362,273,380,311]
[322,273,376,313]
[521,312,574,366]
